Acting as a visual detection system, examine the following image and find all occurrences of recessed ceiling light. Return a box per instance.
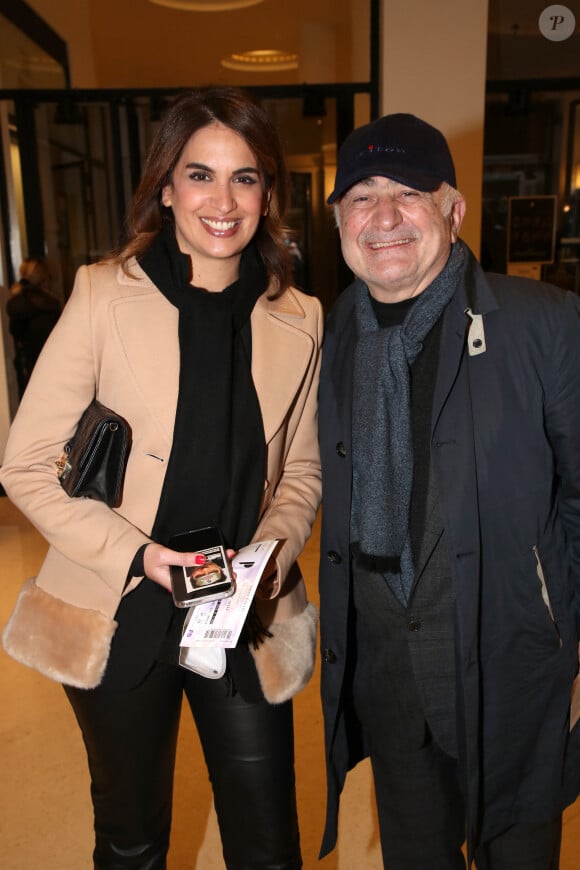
[149,0,265,10]
[221,49,299,72]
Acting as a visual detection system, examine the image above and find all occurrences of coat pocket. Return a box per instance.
[532,545,562,648]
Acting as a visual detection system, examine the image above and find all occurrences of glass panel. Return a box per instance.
[484,2,580,292]
[561,100,580,292]
[264,96,339,307]
[29,102,121,297]
[0,14,66,89]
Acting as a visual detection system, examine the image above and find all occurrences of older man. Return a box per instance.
[318,113,580,869]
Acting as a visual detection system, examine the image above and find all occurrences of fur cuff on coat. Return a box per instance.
[2,578,117,689]
[250,601,318,704]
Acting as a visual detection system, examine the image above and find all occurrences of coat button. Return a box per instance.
[336,441,346,458]
[408,619,422,632]
[327,550,342,564]
[322,649,337,664]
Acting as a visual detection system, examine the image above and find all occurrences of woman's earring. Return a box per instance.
[161,186,172,208]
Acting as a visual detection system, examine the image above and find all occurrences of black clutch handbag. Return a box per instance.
[56,400,131,508]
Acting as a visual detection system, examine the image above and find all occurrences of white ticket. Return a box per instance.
[179,539,279,649]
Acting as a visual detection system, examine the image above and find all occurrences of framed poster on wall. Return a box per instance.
[507,195,557,265]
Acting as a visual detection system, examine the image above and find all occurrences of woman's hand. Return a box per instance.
[143,544,237,592]
[143,543,207,592]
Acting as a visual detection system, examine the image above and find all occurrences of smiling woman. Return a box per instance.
[160,122,268,290]
[122,87,292,297]
[0,86,323,870]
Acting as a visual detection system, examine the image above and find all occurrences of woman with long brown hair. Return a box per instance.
[1,87,322,869]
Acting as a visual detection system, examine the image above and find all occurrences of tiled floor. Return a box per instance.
[1,496,579,869]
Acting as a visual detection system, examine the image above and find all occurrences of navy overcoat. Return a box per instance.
[318,242,580,859]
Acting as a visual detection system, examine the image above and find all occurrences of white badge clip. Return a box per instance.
[465,308,486,356]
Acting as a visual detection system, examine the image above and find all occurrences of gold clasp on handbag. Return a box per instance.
[56,448,72,481]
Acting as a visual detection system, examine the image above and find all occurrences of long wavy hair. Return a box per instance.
[113,87,292,293]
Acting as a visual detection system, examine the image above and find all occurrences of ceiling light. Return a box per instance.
[221,49,299,72]
[149,0,265,10]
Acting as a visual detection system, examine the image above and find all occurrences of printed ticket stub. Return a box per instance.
[180,539,279,649]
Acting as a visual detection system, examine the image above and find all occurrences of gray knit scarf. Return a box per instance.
[350,242,464,605]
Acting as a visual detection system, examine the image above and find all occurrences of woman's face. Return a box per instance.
[161,122,268,286]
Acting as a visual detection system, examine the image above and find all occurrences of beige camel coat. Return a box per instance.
[1,259,323,692]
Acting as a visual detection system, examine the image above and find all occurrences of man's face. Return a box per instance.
[336,176,466,302]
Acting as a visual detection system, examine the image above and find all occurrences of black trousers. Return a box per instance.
[367,728,562,869]
[475,818,562,870]
[352,563,562,869]
[64,660,301,870]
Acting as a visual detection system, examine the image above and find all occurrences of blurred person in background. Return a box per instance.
[6,256,61,396]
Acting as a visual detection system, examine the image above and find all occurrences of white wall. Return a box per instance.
[380,0,489,255]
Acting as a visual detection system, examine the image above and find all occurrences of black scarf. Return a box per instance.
[351,242,464,605]
[101,225,267,689]
[142,223,267,550]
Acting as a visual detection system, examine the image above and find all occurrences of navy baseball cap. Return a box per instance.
[327,113,456,204]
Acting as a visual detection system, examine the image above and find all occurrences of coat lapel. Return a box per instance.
[111,263,179,448]
[414,470,444,582]
[432,244,498,433]
[430,249,499,670]
[329,284,358,440]
[251,289,314,443]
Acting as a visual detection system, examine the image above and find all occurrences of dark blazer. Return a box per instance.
[318,241,580,858]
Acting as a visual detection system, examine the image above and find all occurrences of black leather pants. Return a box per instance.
[64,660,301,869]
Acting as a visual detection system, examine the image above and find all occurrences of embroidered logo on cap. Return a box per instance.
[361,145,405,157]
